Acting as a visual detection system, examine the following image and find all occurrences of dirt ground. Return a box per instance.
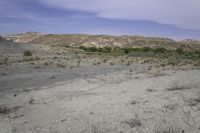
[0,61,200,133]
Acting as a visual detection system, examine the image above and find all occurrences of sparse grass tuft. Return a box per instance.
[123,114,142,128]
[0,105,10,114]
[89,125,106,133]
[153,72,168,77]
[29,98,35,105]
[187,96,200,106]
[130,100,138,105]
[110,62,114,65]
[0,105,21,115]
[44,60,53,66]
[3,57,8,64]
[57,63,66,68]
[147,88,156,92]
[50,76,56,79]
[154,122,183,133]
[77,60,81,67]
[166,81,191,91]
[126,61,131,66]
[102,59,108,63]
[23,50,32,57]
[23,56,34,62]
[69,66,74,69]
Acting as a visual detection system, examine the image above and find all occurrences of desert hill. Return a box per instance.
[3,33,200,50]
[0,35,49,54]
[31,34,200,50]
[4,32,44,43]
[180,39,200,45]
[0,35,22,53]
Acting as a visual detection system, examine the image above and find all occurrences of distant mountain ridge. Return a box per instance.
[3,32,200,50]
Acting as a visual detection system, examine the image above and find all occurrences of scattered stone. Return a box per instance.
[29,98,35,105]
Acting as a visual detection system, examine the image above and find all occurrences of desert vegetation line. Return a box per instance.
[79,46,200,60]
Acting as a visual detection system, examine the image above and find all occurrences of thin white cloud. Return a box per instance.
[38,0,200,30]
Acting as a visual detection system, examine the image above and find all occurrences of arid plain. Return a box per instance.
[0,33,200,133]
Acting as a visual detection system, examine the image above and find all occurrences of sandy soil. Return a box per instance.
[0,63,200,133]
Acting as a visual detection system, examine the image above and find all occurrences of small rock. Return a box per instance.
[90,112,94,115]
[29,98,35,105]
[13,94,18,97]
[61,119,67,122]
[130,100,138,105]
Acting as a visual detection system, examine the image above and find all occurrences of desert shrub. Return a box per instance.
[79,46,87,51]
[97,48,103,52]
[23,50,32,56]
[122,47,169,56]
[0,105,10,114]
[0,61,3,65]
[77,60,81,67]
[154,47,168,53]
[102,58,108,63]
[80,46,112,53]
[3,57,8,64]
[194,50,200,54]
[79,46,199,61]
[176,48,184,54]
[87,47,98,52]
[154,122,183,133]
[123,114,142,128]
[113,46,120,51]
[64,45,70,48]
[122,47,137,54]
[124,49,129,54]
[101,47,112,53]
[34,56,40,60]
[179,51,200,60]
[44,61,49,66]
[0,105,21,115]
[110,62,114,65]
[23,56,34,62]
[57,63,66,68]
[194,50,200,58]
[166,81,191,91]
[194,61,200,67]
[124,48,130,54]
[142,47,152,52]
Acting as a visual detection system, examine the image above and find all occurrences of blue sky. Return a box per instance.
[0,0,200,40]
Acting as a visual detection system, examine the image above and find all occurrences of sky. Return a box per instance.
[0,0,200,40]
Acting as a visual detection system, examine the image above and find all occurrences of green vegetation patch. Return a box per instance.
[79,46,200,60]
[23,50,32,57]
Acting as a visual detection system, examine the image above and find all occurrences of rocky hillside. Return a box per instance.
[4,32,44,43]
[32,34,200,50]
[4,33,200,50]
[32,34,178,48]
[180,39,200,45]
[0,35,22,53]
[0,35,49,54]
